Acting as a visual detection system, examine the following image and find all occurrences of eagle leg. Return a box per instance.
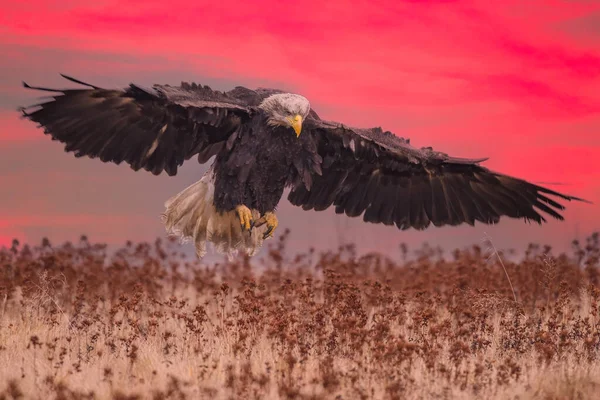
[254,211,278,240]
[235,205,254,231]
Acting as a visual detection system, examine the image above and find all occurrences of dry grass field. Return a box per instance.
[1,230,600,399]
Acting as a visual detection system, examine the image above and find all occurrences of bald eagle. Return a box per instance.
[20,75,586,257]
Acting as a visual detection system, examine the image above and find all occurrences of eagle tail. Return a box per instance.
[161,167,267,259]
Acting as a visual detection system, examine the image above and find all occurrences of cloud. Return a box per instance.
[559,12,600,39]
[1,111,42,142]
[0,0,598,255]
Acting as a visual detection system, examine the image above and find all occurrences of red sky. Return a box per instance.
[1,0,599,257]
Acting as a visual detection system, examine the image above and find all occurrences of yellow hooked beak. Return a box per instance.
[289,114,303,137]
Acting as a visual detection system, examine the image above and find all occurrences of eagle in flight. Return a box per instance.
[20,75,586,257]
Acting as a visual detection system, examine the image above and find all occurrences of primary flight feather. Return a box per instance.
[19,74,587,257]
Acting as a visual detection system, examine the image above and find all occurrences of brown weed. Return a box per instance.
[0,232,600,399]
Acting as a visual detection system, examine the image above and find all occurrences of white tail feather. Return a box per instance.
[161,169,267,258]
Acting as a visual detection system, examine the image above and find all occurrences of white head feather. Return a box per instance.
[258,93,311,128]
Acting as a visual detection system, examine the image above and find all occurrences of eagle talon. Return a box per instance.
[235,205,254,231]
[255,211,278,240]
[263,227,274,240]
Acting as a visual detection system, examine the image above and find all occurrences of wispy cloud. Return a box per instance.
[1,0,598,253]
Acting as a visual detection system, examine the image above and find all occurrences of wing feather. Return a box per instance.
[20,75,252,176]
[430,175,451,226]
[393,177,412,230]
[288,116,587,230]
[439,176,468,226]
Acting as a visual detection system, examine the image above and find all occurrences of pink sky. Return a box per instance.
[1,0,599,256]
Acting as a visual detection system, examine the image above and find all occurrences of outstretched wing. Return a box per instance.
[289,118,588,229]
[20,74,254,176]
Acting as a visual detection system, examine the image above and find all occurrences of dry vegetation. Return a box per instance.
[1,230,600,399]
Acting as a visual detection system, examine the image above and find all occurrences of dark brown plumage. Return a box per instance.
[289,117,588,229]
[19,74,588,256]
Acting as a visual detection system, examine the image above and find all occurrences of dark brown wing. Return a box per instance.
[20,74,254,176]
[288,117,588,230]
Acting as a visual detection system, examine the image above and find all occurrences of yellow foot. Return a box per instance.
[254,211,278,240]
[235,204,254,231]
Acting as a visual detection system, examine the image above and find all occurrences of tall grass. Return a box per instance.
[0,231,599,399]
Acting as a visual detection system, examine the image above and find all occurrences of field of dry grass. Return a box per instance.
[1,230,600,399]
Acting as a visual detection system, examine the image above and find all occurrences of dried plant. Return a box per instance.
[0,232,599,399]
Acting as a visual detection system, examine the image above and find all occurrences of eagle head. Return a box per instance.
[259,93,311,137]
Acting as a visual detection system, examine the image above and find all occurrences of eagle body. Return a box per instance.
[19,75,587,258]
[212,113,313,214]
